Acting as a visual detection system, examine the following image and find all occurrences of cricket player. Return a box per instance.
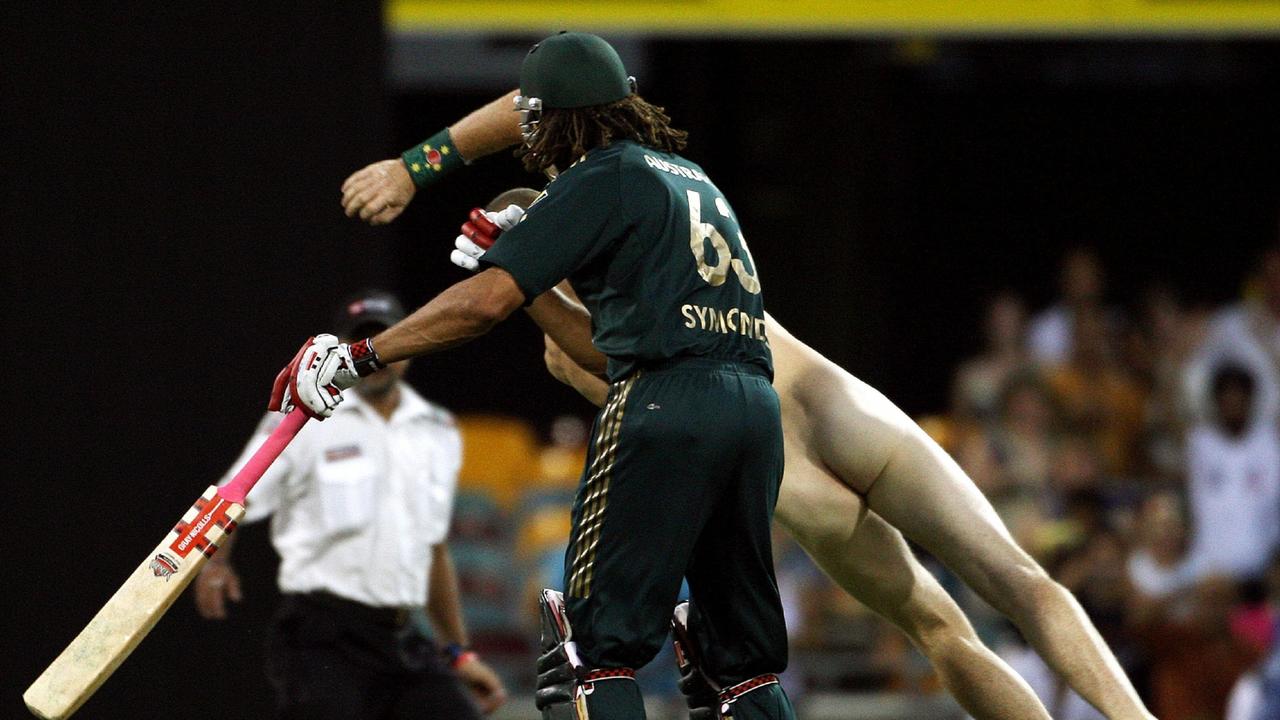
[339,56,1156,720]
[276,32,796,720]
[198,291,507,720]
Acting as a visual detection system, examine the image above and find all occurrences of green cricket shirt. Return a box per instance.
[481,140,772,381]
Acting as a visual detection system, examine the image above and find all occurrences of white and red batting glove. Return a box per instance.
[451,204,525,272]
[268,334,379,419]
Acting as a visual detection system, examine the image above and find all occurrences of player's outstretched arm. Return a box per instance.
[374,268,526,363]
[341,90,522,225]
[272,270,526,419]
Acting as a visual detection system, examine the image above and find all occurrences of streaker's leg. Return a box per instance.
[774,452,1050,720]
[810,372,1154,720]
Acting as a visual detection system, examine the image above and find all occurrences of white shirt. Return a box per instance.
[1225,671,1261,720]
[1126,551,1194,599]
[1212,303,1280,365]
[1027,305,1073,365]
[219,383,461,607]
[1185,421,1280,581]
[1185,304,1280,424]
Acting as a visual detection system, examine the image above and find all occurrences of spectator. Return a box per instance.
[1126,489,1197,706]
[1048,433,1107,503]
[1044,436,1117,558]
[1185,364,1280,583]
[1028,247,1109,365]
[537,414,590,485]
[1208,244,1280,375]
[990,369,1059,495]
[1126,285,1207,479]
[1126,492,1194,605]
[1229,550,1280,720]
[1187,245,1280,427]
[953,292,1029,422]
[1136,576,1261,720]
[1045,306,1147,476]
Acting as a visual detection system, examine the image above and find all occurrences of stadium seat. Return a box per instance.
[456,415,544,509]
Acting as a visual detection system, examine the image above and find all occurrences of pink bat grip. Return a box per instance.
[216,409,309,505]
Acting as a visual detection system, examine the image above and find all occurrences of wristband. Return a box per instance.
[443,642,478,668]
[348,338,385,377]
[400,128,466,189]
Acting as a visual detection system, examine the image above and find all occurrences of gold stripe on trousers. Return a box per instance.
[566,373,639,598]
[564,378,627,596]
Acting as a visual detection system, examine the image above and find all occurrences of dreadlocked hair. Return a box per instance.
[518,94,689,174]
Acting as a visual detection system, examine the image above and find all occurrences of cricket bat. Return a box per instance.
[23,409,309,720]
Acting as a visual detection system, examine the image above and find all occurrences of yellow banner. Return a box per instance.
[389,0,1280,35]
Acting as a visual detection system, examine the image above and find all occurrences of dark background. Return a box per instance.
[4,5,1279,718]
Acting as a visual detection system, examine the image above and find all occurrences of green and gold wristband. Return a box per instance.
[400,128,466,189]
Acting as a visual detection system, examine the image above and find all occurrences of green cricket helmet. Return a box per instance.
[514,31,637,145]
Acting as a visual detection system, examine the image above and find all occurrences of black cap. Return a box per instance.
[333,289,406,338]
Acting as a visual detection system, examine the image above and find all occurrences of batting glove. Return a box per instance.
[269,335,378,419]
[451,204,525,272]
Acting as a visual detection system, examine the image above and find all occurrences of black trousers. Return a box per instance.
[265,592,480,720]
[563,359,789,687]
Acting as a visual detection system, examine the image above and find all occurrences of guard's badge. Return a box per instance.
[324,444,362,462]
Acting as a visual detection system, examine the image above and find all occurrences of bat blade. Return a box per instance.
[24,486,244,719]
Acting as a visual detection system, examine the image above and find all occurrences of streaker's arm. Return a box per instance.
[341,89,522,225]
[543,335,609,407]
[527,283,608,376]
[371,267,525,363]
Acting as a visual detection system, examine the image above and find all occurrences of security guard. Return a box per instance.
[200,290,507,720]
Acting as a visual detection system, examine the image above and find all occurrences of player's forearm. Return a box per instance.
[527,286,607,375]
[450,89,522,161]
[397,90,521,192]
[426,543,469,647]
[372,268,524,363]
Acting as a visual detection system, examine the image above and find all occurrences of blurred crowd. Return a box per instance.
[443,244,1280,719]
[866,245,1279,720]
